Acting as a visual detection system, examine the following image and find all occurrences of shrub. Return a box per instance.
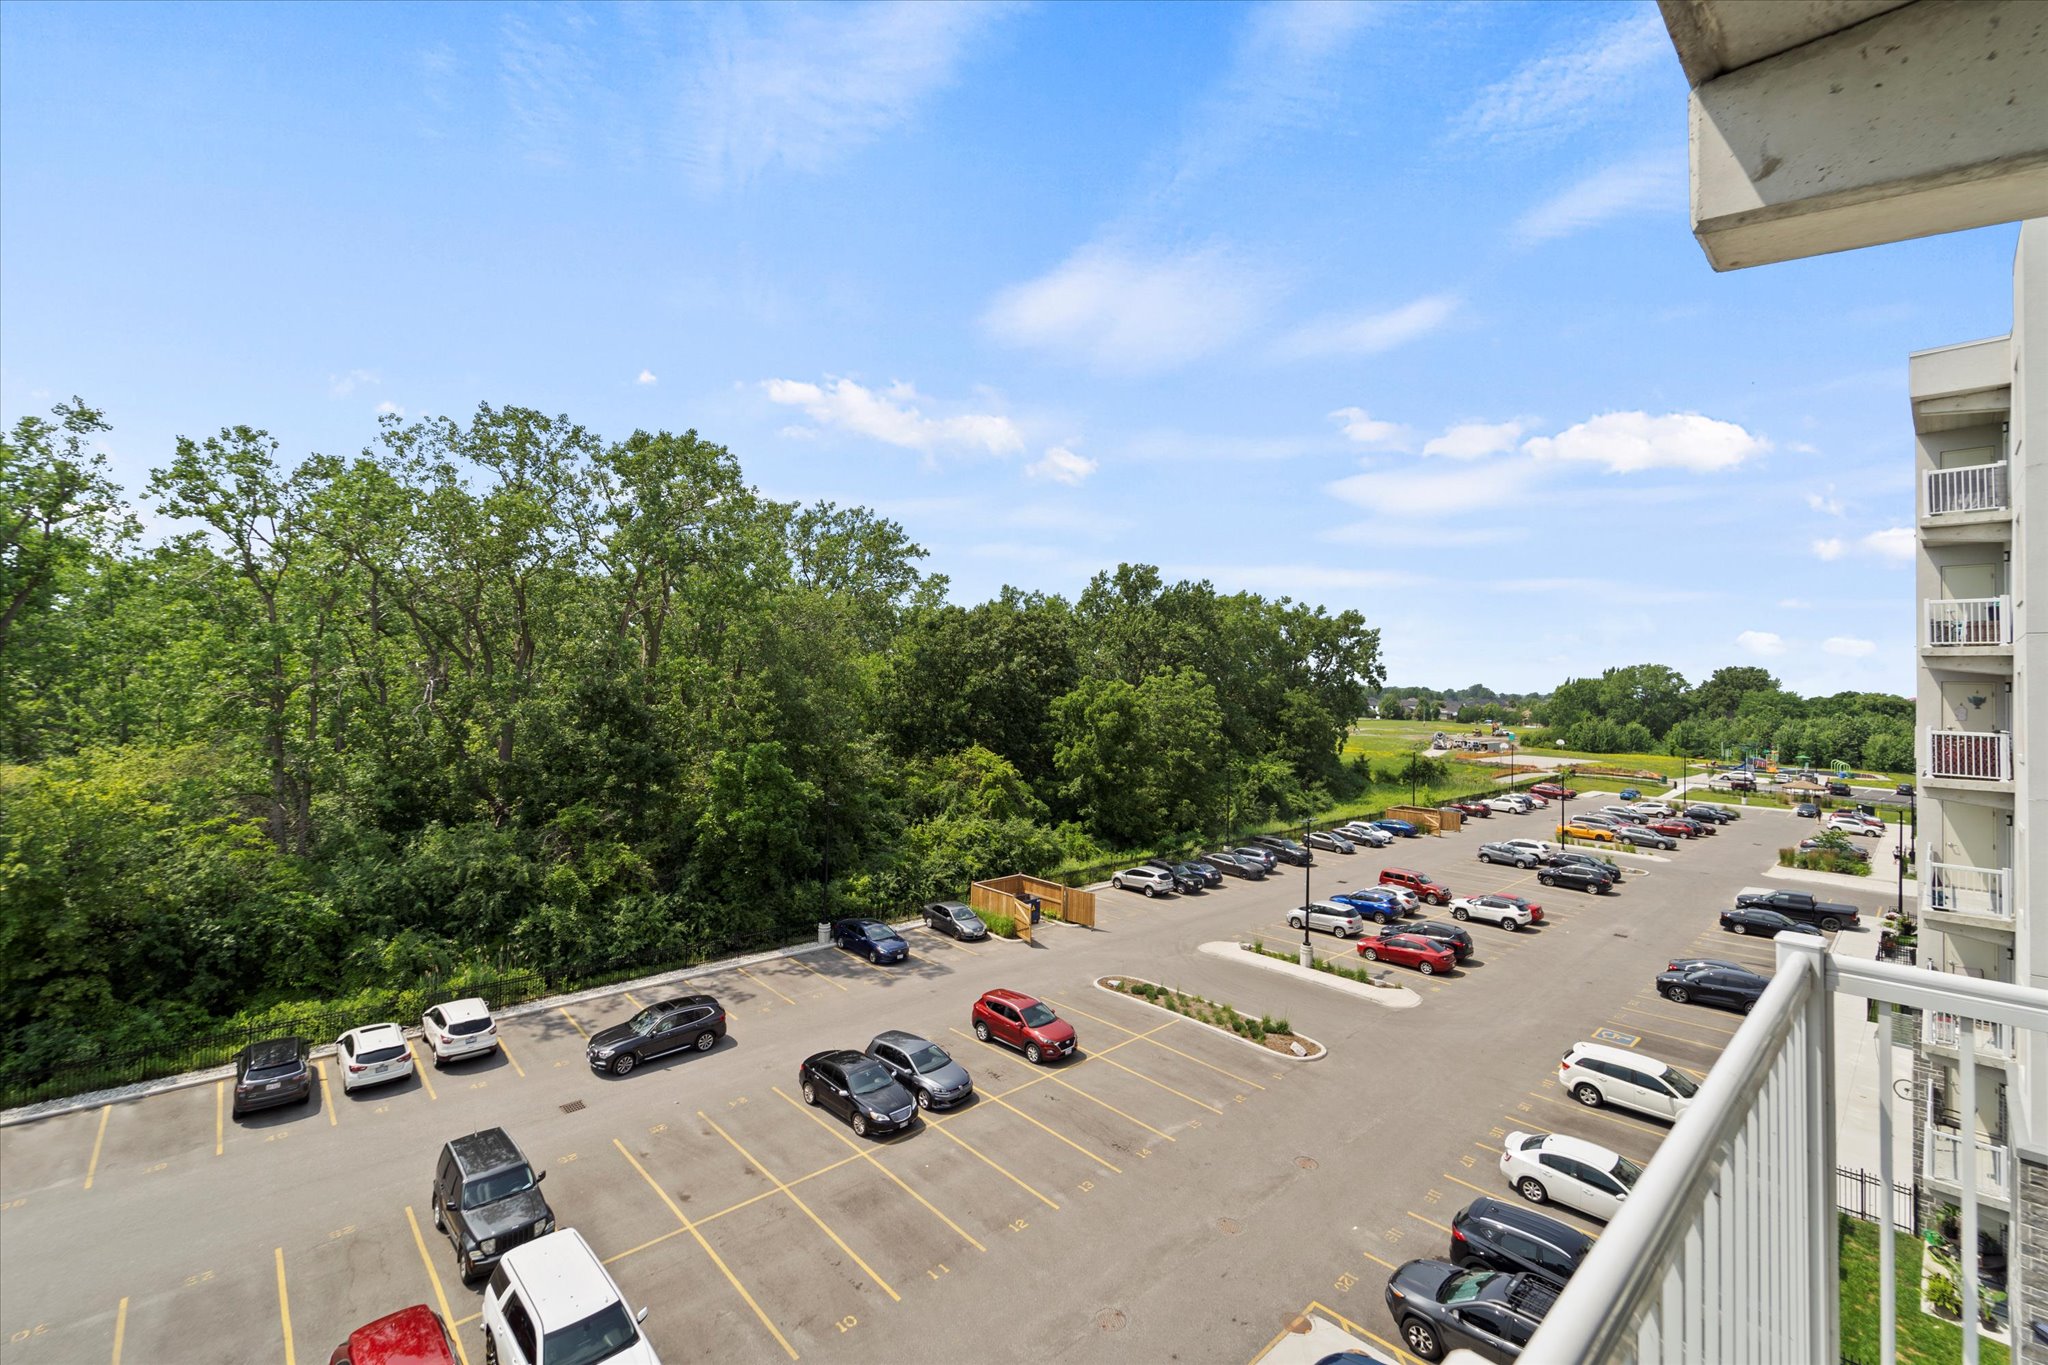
[1927,1272,1962,1316]
[980,910,1018,938]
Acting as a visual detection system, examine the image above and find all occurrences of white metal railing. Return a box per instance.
[1925,862,2013,921]
[1924,462,2010,516]
[1927,1012,2017,1057]
[1530,938,2048,1365]
[1924,595,2012,647]
[1925,1123,2012,1199]
[1926,730,2012,782]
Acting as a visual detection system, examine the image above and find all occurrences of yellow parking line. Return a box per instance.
[111,1297,128,1365]
[406,1206,472,1365]
[920,1110,1060,1210]
[1524,1091,1668,1133]
[1092,1051,1226,1115]
[601,1226,693,1265]
[83,1105,110,1190]
[275,1247,297,1365]
[1407,1210,1453,1235]
[1308,1299,1424,1365]
[557,1006,590,1039]
[497,1039,526,1078]
[772,1086,985,1251]
[787,955,849,992]
[989,1022,1172,1103]
[1473,1140,1500,1154]
[612,1139,798,1359]
[981,1091,1121,1174]
[698,1151,869,1227]
[697,1112,900,1301]
[1356,1247,1403,1272]
[1041,996,1264,1090]
[623,991,645,1010]
[1442,1171,1497,1199]
[318,1061,337,1126]
[1249,1311,1305,1365]
[949,1029,1172,1142]
[736,964,798,1007]
[409,1042,439,1100]
[1605,1019,1726,1057]
[1617,1004,1738,1037]
[215,1083,225,1156]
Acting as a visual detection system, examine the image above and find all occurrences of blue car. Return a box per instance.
[1373,818,1420,838]
[831,918,909,964]
[1332,889,1407,924]
[1619,788,1641,801]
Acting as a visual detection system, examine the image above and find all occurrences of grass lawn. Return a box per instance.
[1838,1216,2008,1365]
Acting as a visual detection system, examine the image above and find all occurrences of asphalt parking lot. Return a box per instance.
[0,798,1871,1365]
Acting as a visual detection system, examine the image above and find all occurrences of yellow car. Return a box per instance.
[1560,820,1617,843]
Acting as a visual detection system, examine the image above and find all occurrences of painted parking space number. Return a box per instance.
[836,1316,858,1334]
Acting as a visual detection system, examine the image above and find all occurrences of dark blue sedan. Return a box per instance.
[1373,818,1420,838]
[832,918,910,964]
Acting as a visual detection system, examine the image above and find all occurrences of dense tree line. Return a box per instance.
[0,401,1382,1059]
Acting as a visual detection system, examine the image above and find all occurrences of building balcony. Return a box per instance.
[1923,596,2012,649]
[1527,938,2048,1365]
[1924,729,2012,784]
[1926,1012,2016,1060]
[1922,461,2009,518]
[1924,861,2013,923]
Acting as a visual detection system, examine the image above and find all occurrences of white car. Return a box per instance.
[336,1023,415,1092]
[1483,796,1521,813]
[1558,1042,1698,1120]
[1500,1131,1642,1222]
[1288,901,1368,938]
[1501,838,1555,861]
[481,1228,660,1365]
[1504,793,1536,812]
[422,998,499,1067]
[1597,805,1639,824]
[1631,801,1675,818]
[1826,812,1884,836]
[1338,822,1394,847]
[1449,894,1540,931]
[1111,865,1176,897]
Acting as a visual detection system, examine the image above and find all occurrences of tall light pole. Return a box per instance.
[1301,813,1315,967]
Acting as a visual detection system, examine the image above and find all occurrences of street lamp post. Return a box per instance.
[1301,814,1315,968]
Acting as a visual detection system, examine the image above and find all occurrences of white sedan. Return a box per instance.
[336,1023,416,1092]
[421,997,499,1066]
[1500,1130,1641,1222]
[1287,901,1368,938]
[1449,894,1541,931]
[1483,796,1522,813]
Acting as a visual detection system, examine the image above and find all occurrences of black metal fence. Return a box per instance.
[1837,1165,1917,1233]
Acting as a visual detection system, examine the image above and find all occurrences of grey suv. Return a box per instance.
[432,1128,555,1281]
[866,1030,974,1110]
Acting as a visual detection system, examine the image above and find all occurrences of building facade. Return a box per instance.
[1910,217,2047,1342]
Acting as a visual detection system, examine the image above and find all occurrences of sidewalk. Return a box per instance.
[1831,899,1917,1176]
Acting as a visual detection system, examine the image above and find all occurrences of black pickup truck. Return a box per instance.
[1733,888,1860,933]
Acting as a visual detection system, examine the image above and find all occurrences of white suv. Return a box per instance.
[422,998,499,1067]
[1288,901,1367,938]
[483,1228,660,1365]
[1110,865,1176,898]
[1558,1042,1697,1120]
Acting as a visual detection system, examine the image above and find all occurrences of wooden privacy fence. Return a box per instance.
[1386,804,1445,834]
[971,874,1097,932]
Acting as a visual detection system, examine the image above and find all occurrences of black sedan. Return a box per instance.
[1656,965,1769,1013]
[832,918,910,963]
[1385,1259,1559,1362]
[231,1037,314,1118]
[921,901,989,939]
[1389,921,1474,961]
[1719,907,1824,939]
[798,1050,918,1137]
[1536,864,1612,894]
[585,995,726,1075]
[1147,857,1221,889]
[1551,852,1622,880]
[1794,802,1822,818]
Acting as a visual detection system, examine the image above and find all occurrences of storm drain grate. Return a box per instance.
[560,1100,586,1114]
[1296,1156,1318,1171]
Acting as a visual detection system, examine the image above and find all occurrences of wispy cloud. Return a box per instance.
[329,369,380,398]
[1811,537,1846,561]
[375,401,405,417]
[983,244,1277,375]
[1423,419,1527,459]
[1736,630,1786,657]
[1278,293,1459,360]
[1163,562,1428,593]
[1026,445,1098,485]
[1330,407,1408,449]
[636,369,658,386]
[1320,520,1522,548]
[763,377,1024,457]
[1861,527,1914,562]
[1456,9,1670,142]
[1823,636,1876,658]
[1805,486,1844,517]
[1523,411,1769,474]
[1513,154,1683,244]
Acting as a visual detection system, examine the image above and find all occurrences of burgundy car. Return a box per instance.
[1359,933,1457,975]
[1451,799,1490,817]
[1531,782,1578,800]
[1381,867,1451,906]
[1649,819,1699,839]
[971,989,1076,1064]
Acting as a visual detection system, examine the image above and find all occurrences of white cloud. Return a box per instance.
[636,369,658,386]
[1278,293,1460,360]
[1458,11,1670,141]
[1327,458,1539,516]
[1423,419,1527,459]
[1026,445,1098,486]
[1329,407,1408,449]
[1778,598,1812,609]
[982,244,1275,374]
[1805,487,1844,516]
[1163,563,1428,593]
[1319,521,1522,549]
[329,369,380,397]
[1513,155,1683,244]
[1862,527,1915,562]
[1736,630,1786,657]
[763,377,1024,456]
[1823,636,1877,658]
[375,401,406,417]
[1522,411,1769,474]
[1123,429,1321,462]
[1811,537,1846,561]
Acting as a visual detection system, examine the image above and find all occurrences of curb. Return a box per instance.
[1195,941,1421,1009]
[1091,978,1327,1060]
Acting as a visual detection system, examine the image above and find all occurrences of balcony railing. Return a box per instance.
[1924,461,2009,516]
[1925,1123,2011,1199]
[1530,938,2048,1365]
[1925,861,2013,921]
[1926,729,2012,782]
[1927,1012,2017,1057]
[1924,595,2012,647]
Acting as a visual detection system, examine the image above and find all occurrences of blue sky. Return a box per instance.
[0,0,2023,695]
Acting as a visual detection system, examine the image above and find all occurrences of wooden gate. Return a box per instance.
[970,874,1097,931]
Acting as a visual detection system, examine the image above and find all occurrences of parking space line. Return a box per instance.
[601,1226,692,1265]
[1406,1210,1452,1235]
[216,1083,225,1156]
[919,1111,1061,1210]
[557,1006,590,1039]
[1248,1312,1304,1365]
[1523,1092,1669,1135]
[111,1296,127,1365]
[698,1112,901,1301]
[83,1104,110,1190]
[736,964,798,1007]
[409,1043,439,1100]
[275,1247,297,1365]
[623,991,645,1009]
[497,1039,526,1079]
[915,928,982,956]
[406,1205,473,1365]
[692,1152,871,1230]
[1604,1018,1725,1058]
[1041,996,1264,1090]
[948,1029,1174,1142]
[1616,1004,1737,1037]
[1308,1299,1424,1365]
[786,955,849,992]
[1472,1140,1499,1154]
[317,1061,337,1126]
[1091,1050,1226,1115]
[771,1087,985,1253]
[611,1138,799,1360]
[1355,1248,1402,1273]
[979,1088,1122,1174]
[1440,1171,1496,1199]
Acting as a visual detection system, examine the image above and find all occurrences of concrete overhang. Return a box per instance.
[1909,336,2011,432]
[1658,0,2048,270]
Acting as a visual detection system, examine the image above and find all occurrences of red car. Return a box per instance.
[971,989,1077,1064]
[1649,819,1699,839]
[1358,933,1456,975]
[1531,782,1578,800]
[1380,867,1451,906]
[328,1306,458,1365]
[1450,799,1490,817]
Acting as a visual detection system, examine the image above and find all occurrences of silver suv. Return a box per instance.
[1110,865,1176,897]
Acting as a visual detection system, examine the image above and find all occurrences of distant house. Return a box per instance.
[1441,701,1461,720]
[1399,697,1421,717]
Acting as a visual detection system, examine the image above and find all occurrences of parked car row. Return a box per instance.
[232,996,508,1120]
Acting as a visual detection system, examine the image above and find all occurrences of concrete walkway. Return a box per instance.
[1831,896,1918,1179]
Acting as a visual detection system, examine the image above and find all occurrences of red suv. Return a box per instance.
[327,1306,458,1365]
[1380,867,1450,906]
[971,989,1077,1064]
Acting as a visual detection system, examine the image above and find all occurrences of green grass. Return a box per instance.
[1838,1216,2008,1365]
[1568,773,1672,795]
